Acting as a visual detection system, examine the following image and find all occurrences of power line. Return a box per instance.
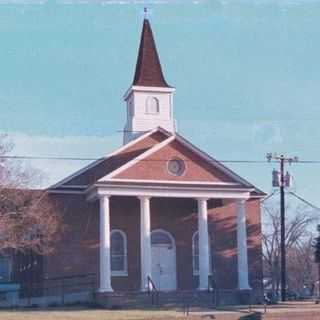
[0,155,282,163]
[287,191,320,212]
[261,190,279,202]
[1,155,320,164]
[0,155,99,161]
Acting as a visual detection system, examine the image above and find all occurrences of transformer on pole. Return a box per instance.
[266,153,298,302]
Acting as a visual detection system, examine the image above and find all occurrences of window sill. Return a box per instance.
[111,272,128,277]
[193,272,213,276]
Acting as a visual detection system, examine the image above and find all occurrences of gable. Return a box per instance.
[51,130,170,188]
[108,139,245,185]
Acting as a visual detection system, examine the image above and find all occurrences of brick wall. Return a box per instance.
[45,194,263,292]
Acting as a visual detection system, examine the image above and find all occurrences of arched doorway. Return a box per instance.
[151,229,177,291]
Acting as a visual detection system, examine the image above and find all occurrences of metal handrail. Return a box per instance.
[0,273,97,307]
[43,273,96,282]
[147,276,159,306]
[147,276,157,293]
[19,273,97,301]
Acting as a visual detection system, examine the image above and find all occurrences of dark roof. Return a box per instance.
[50,130,170,189]
[132,19,171,88]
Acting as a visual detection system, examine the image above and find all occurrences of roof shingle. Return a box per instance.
[133,19,171,88]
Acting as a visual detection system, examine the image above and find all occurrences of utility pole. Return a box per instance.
[266,153,298,302]
[313,224,320,303]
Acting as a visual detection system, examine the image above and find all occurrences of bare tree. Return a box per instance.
[287,237,318,295]
[262,198,319,298]
[0,134,63,255]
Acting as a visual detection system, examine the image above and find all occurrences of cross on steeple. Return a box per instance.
[144,7,148,19]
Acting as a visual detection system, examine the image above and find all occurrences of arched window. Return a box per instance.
[192,231,212,276]
[110,230,127,276]
[146,96,160,114]
[151,230,174,249]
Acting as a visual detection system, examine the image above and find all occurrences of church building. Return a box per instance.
[43,17,264,302]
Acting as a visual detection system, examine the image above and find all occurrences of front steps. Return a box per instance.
[96,290,219,309]
[96,289,262,309]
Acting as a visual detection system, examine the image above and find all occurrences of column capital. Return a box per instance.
[237,199,246,205]
[138,195,151,201]
[197,197,210,202]
[98,194,111,200]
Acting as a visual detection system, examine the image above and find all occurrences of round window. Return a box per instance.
[167,158,186,176]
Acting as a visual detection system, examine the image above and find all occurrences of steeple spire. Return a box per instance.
[123,15,176,145]
[133,17,170,88]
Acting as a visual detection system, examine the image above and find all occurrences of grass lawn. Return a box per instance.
[0,308,197,320]
[1,302,319,320]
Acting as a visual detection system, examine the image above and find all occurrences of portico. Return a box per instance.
[89,182,252,293]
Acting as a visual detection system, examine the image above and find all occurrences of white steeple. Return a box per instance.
[123,18,176,145]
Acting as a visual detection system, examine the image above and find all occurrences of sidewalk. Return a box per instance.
[189,301,320,319]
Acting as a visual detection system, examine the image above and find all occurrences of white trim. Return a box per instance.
[107,178,241,186]
[124,85,175,100]
[48,190,85,195]
[105,127,170,159]
[100,131,254,188]
[167,157,186,177]
[87,184,252,202]
[51,185,87,189]
[49,127,172,189]
[49,127,261,197]
[151,229,176,248]
[110,229,128,277]
[99,135,175,181]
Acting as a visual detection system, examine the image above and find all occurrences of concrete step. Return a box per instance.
[96,291,215,309]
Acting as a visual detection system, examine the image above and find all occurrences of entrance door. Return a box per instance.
[151,230,177,291]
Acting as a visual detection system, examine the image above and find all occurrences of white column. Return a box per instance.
[236,199,251,290]
[198,198,210,290]
[139,196,152,291]
[99,196,113,292]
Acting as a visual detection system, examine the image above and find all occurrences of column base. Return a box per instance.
[99,287,114,293]
[239,284,252,291]
[239,286,252,291]
[197,287,209,291]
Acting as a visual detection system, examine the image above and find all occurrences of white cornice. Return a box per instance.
[123,85,176,100]
[105,178,241,186]
[86,184,252,202]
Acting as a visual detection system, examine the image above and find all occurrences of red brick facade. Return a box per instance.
[45,129,264,295]
[45,194,263,292]
[114,139,235,183]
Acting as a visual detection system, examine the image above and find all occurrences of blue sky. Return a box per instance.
[1,0,320,207]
